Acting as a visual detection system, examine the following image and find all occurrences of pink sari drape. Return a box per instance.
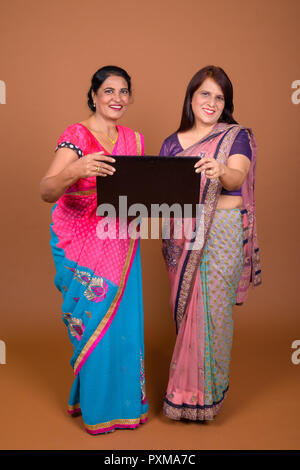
[162,123,261,419]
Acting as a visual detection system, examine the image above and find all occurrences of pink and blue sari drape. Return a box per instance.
[50,123,148,434]
[161,123,262,420]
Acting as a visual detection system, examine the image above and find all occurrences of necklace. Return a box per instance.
[88,126,118,145]
[103,130,118,145]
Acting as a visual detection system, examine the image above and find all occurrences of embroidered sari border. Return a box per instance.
[200,129,230,205]
[73,237,139,375]
[163,393,227,421]
[164,385,229,410]
[174,242,192,333]
[84,412,148,434]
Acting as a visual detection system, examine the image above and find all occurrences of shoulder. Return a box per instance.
[229,125,255,160]
[229,124,254,139]
[57,123,89,142]
[234,126,256,147]
[159,132,181,156]
[162,132,178,145]
[56,123,91,156]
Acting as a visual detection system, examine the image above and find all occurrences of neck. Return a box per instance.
[90,114,118,136]
[192,121,216,140]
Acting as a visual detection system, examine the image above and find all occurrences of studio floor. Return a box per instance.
[0,322,299,451]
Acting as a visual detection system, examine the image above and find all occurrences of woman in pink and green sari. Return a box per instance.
[40,66,148,434]
[159,66,261,421]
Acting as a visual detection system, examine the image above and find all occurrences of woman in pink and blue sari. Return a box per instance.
[159,66,262,421]
[40,66,148,434]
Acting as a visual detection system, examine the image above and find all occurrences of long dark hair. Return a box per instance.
[178,65,238,132]
[87,65,132,112]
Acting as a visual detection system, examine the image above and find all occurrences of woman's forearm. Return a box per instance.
[40,164,79,203]
[219,164,246,191]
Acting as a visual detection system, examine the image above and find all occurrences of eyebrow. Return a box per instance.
[200,89,224,97]
[104,87,129,91]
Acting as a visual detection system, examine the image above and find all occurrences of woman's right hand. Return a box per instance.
[71,151,116,178]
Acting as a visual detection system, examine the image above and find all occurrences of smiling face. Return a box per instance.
[191,77,225,127]
[92,75,130,121]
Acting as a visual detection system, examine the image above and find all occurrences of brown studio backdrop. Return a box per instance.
[0,0,299,450]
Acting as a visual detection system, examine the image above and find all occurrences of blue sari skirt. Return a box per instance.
[50,206,148,434]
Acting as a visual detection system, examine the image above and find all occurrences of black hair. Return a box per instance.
[178,65,238,132]
[87,65,132,112]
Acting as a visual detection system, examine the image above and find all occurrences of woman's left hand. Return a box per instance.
[194,155,226,179]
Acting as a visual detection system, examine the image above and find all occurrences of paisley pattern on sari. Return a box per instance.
[160,123,261,420]
[50,123,148,433]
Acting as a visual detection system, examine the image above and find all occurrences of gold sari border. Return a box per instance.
[84,412,148,434]
[134,132,142,156]
[66,189,96,196]
[67,403,81,416]
[68,402,81,410]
